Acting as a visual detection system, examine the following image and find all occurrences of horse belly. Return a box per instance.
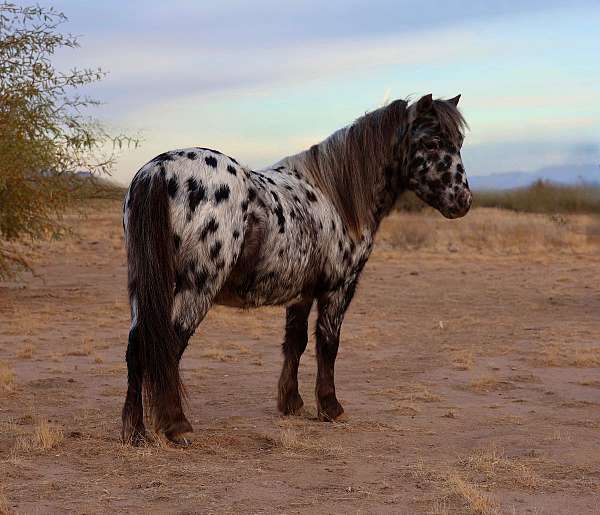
[216,259,314,308]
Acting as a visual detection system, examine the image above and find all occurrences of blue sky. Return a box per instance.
[44,0,600,184]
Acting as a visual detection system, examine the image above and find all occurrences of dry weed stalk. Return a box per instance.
[0,362,15,393]
[445,472,499,515]
[13,419,64,453]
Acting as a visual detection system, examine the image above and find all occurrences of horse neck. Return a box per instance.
[277,116,410,239]
[365,133,410,236]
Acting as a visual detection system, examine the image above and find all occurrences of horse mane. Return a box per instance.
[431,98,468,145]
[282,99,409,239]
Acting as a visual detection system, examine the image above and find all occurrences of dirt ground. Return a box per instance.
[1,200,600,514]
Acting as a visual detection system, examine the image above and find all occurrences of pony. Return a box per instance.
[121,93,471,444]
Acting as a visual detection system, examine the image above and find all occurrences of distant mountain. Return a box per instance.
[469,163,600,190]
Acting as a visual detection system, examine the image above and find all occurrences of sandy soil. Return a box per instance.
[1,201,600,514]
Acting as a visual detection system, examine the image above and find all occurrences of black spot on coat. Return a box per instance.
[195,269,208,291]
[210,241,222,260]
[214,185,230,203]
[151,152,174,164]
[167,176,179,198]
[187,177,206,212]
[200,218,219,240]
[205,156,218,168]
[274,205,286,233]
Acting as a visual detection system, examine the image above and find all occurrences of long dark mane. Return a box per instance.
[281,99,409,238]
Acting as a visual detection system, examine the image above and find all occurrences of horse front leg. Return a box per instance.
[315,291,348,422]
[277,299,313,415]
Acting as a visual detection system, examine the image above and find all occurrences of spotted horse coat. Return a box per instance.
[121,93,472,445]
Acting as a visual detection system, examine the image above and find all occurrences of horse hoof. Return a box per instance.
[164,418,193,447]
[332,412,349,423]
[317,396,345,422]
[278,393,304,416]
[167,434,192,447]
[122,428,147,446]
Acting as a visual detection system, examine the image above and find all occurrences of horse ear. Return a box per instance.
[448,94,461,106]
[417,93,433,112]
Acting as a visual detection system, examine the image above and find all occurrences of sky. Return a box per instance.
[41,0,600,185]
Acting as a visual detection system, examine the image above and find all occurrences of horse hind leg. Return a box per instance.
[162,268,226,443]
[159,218,242,442]
[164,296,214,445]
[122,324,146,445]
[146,289,203,445]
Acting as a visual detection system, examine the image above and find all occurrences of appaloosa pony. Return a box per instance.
[122,93,471,444]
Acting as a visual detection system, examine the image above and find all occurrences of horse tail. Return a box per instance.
[125,168,186,434]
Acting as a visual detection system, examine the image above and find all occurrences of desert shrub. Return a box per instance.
[395,180,600,215]
[474,180,600,214]
[0,3,137,277]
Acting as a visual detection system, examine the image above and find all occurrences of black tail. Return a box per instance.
[125,170,187,436]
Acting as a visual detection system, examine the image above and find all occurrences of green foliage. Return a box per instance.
[0,3,138,277]
[474,180,600,214]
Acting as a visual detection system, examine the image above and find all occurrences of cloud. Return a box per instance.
[59,23,499,113]
[55,0,592,49]
[47,0,599,184]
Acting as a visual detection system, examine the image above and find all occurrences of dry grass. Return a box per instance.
[13,419,64,453]
[467,375,515,393]
[474,182,600,215]
[409,459,499,515]
[375,383,441,416]
[539,344,600,367]
[376,383,441,403]
[381,218,436,250]
[0,362,15,393]
[452,350,474,371]
[0,488,10,515]
[378,208,596,254]
[577,379,600,388]
[199,347,235,362]
[277,428,342,457]
[393,402,420,416]
[15,343,34,359]
[428,500,450,515]
[66,337,93,357]
[410,446,542,514]
[445,472,499,515]
[407,383,441,402]
[199,342,251,362]
[458,444,541,489]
